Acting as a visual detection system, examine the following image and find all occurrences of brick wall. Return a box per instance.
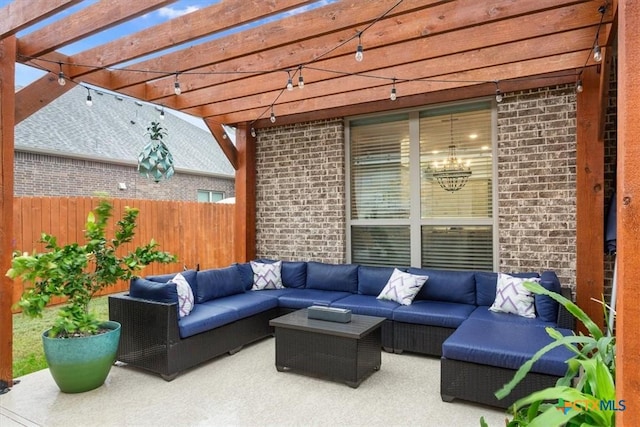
[255,119,346,263]
[15,151,234,201]
[496,85,578,287]
[254,83,617,295]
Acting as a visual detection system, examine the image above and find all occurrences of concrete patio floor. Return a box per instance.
[1,337,508,426]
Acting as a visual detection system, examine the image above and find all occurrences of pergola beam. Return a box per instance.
[147,3,606,111]
[0,0,81,38]
[17,0,177,58]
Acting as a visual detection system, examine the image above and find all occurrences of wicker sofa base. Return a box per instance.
[109,293,279,380]
[440,357,563,409]
[393,322,455,356]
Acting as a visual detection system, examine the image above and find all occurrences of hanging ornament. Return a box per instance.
[137,121,175,182]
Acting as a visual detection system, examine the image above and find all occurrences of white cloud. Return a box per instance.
[157,6,200,19]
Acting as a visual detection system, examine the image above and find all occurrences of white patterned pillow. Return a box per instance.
[172,272,194,318]
[377,268,428,306]
[250,261,284,290]
[489,273,540,318]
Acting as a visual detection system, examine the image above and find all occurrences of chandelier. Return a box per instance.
[431,116,472,192]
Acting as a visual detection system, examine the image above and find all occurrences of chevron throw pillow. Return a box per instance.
[250,260,284,290]
[489,273,540,318]
[172,272,194,318]
[377,268,428,305]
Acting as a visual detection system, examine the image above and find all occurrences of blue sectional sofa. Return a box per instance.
[108,260,575,408]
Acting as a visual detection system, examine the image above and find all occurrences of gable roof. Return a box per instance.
[15,85,235,178]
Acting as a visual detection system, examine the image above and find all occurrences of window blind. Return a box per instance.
[351,226,410,267]
[420,108,493,219]
[421,226,493,271]
[350,115,410,220]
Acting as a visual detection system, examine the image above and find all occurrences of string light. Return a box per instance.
[286,71,294,91]
[160,106,165,119]
[34,1,607,128]
[494,81,503,103]
[85,87,92,106]
[57,63,66,86]
[251,127,257,137]
[593,44,602,63]
[355,33,364,62]
[174,73,181,95]
[298,66,304,89]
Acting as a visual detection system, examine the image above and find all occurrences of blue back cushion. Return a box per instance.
[475,271,540,306]
[358,265,396,296]
[306,261,359,293]
[196,267,245,303]
[408,268,476,305]
[256,259,307,288]
[146,269,198,297]
[233,262,254,291]
[129,277,177,303]
[537,271,562,322]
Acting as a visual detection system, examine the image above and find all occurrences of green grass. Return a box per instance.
[12,296,110,378]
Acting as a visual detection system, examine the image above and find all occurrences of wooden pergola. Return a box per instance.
[0,1,638,423]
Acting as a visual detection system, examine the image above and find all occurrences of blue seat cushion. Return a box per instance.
[408,268,476,305]
[277,289,352,309]
[204,292,278,319]
[129,277,178,304]
[442,319,574,376]
[469,306,556,328]
[146,269,198,297]
[178,302,239,338]
[196,267,245,303]
[357,265,397,296]
[392,301,475,328]
[306,262,359,293]
[330,294,399,318]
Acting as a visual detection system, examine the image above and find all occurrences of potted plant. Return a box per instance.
[6,199,176,393]
[481,282,616,427]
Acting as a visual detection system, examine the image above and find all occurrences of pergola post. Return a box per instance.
[617,1,640,425]
[575,65,605,332]
[234,123,256,262]
[0,35,16,391]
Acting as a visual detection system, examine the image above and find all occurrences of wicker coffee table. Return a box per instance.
[269,309,385,388]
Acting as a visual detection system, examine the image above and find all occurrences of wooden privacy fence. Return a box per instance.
[10,197,235,309]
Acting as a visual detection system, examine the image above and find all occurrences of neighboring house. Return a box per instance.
[14,85,235,201]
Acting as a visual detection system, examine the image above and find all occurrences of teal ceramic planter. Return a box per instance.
[42,321,121,393]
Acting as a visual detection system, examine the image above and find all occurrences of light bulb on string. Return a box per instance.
[57,63,66,86]
[85,87,92,106]
[298,66,304,89]
[576,79,584,94]
[251,128,257,138]
[270,107,276,123]
[355,33,364,62]
[390,78,397,101]
[494,82,503,103]
[160,106,165,120]
[174,73,181,95]
[593,44,602,63]
[287,73,294,91]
